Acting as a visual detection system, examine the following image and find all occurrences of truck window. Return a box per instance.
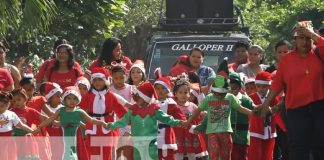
[147,40,238,79]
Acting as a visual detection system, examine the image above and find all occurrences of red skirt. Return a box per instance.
[15,134,40,159]
[0,131,17,160]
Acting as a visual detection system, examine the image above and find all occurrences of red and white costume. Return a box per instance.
[175,102,208,158]
[80,67,127,160]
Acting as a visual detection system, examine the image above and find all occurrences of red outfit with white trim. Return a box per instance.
[248,93,279,160]
[80,90,127,160]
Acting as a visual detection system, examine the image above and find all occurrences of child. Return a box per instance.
[37,86,107,160]
[0,91,35,160]
[10,88,50,160]
[244,78,256,96]
[107,81,185,160]
[187,59,252,160]
[79,67,127,159]
[248,71,280,160]
[229,72,255,160]
[172,77,208,160]
[154,76,186,160]
[127,60,146,86]
[75,76,90,97]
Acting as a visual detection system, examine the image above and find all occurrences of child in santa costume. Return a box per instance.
[79,67,128,159]
[153,76,187,160]
[127,60,147,86]
[75,76,91,97]
[244,78,256,96]
[172,76,208,160]
[10,89,50,160]
[37,86,107,160]
[0,91,35,160]
[187,58,252,160]
[248,71,282,160]
[107,81,185,160]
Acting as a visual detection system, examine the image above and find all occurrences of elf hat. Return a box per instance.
[62,86,82,104]
[44,82,63,100]
[75,76,90,91]
[154,77,171,93]
[255,71,272,85]
[132,81,158,103]
[293,20,314,37]
[91,67,110,82]
[130,60,145,74]
[229,72,244,87]
[211,57,230,93]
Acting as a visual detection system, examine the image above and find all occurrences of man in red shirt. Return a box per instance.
[260,21,324,160]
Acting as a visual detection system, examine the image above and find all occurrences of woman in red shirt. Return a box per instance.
[44,44,83,89]
[260,22,324,160]
[86,37,132,78]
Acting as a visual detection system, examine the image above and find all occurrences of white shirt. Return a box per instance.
[0,110,21,132]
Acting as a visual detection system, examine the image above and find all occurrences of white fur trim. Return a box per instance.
[133,87,152,103]
[154,81,170,93]
[255,80,271,85]
[45,86,62,100]
[91,73,107,82]
[159,144,178,150]
[62,89,81,104]
[195,151,209,157]
[189,125,197,134]
[76,79,90,91]
[130,64,145,73]
[250,125,277,139]
[211,87,229,93]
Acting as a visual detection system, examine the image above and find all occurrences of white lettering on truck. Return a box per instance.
[171,43,233,52]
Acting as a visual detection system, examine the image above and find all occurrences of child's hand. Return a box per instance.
[271,105,280,115]
[177,120,188,128]
[103,122,111,129]
[32,128,41,134]
[52,120,61,127]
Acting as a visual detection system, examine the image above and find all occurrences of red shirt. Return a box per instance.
[27,96,47,112]
[270,37,324,109]
[36,58,82,82]
[0,68,13,91]
[88,55,132,73]
[45,65,83,89]
[10,107,41,127]
[228,62,241,71]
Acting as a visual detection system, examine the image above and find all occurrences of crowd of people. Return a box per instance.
[0,20,323,160]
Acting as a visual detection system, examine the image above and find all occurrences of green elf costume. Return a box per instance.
[108,81,181,160]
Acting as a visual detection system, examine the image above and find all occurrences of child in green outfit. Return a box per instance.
[36,86,107,160]
[187,59,252,160]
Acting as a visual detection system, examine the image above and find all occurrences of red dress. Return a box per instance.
[79,89,127,160]
[175,102,208,157]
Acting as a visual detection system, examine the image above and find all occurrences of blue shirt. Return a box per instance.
[197,65,216,86]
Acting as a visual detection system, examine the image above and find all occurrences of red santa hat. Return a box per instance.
[91,67,110,82]
[130,60,145,74]
[62,86,82,104]
[75,76,90,91]
[132,81,158,103]
[255,71,272,85]
[154,77,171,93]
[44,82,63,100]
[154,67,162,79]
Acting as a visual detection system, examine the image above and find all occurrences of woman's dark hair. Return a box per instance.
[0,42,7,52]
[99,37,123,66]
[0,91,12,104]
[111,66,126,75]
[127,68,147,85]
[54,44,75,70]
[11,88,28,100]
[19,77,35,87]
[189,47,204,57]
[275,40,291,51]
[233,41,250,51]
[188,71,200,84]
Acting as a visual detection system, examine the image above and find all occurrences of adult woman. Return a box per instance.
[44,44,83,89]
[237,45,269,78]
[260,22,324,160]
[86,37,132,77]
[169,48,215,93]
[0,42,21,88]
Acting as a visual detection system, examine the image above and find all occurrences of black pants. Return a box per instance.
[286,100,324,160]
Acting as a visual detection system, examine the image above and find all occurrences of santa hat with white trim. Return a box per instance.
[90,67,110,82]
[255,71,272,85]
[154,77,171,93]
[75,76,90,91]
[211,57,230,93]
[132,81,158,103]
[62,86,82,104]
[44,82,63,100]
[130,60,145,74]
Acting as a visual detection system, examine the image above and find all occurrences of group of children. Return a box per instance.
[0,57,285,160]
